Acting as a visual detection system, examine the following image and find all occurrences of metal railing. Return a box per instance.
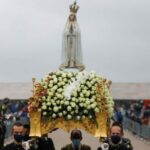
[123,117,150,140]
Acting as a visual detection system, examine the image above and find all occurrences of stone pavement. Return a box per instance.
[124,130,150,150]
[4,129,150,150]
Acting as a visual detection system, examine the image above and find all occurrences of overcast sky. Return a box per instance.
[0,0,150,82]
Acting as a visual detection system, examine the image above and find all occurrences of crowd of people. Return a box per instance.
[0,98,29,123]
[124,100,150,126]
[114,100,150,126]
[0,121,133,150]
[1,98,149,149]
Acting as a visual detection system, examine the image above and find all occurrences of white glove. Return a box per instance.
[22,141,30,150]
[101,143,109,150]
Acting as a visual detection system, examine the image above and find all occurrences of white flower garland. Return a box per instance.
[34,71,114,121]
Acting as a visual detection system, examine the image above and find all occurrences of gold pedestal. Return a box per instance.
[29,111,109,137]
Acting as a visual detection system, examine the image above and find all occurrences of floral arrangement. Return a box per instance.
[28,71,114,122]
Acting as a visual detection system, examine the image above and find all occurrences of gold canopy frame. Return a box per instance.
[29,110,110,137]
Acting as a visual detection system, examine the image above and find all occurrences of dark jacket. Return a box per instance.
[2,143,25,150]
[61,143,91,150]
[97,138,133,150]
[0,120,6,149]
[37,137,55,150]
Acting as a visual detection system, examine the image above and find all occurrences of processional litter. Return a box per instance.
[28,1,114,138]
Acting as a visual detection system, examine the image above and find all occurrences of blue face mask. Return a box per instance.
[14,134,23,143]
[111,135,121,144]
[72,139,80,148]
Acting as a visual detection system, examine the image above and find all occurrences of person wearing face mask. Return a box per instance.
[61,129,91,150]
[97,122,133,150]
[2,122,25,150]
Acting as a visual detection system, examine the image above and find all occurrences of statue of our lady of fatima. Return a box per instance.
[59,1,85,71]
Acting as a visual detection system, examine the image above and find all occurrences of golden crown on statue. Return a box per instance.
[70,2,79,14]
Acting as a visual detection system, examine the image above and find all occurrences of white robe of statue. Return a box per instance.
[60,2,84,71]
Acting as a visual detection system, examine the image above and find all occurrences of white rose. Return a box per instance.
[49,83,53,88]
[64,101,69,106]
[72,91,77,97]
[56,71,61,76]
[59,106,62,109]
[58,82,62,87]
[42,105,47,110]
[72,97,76,102]
[86,100,90,105]
[67,73,72,78]
[77,87,81,92]
[52,75,56,79]
[58,77,62,82]
[90,98,95,103]
[43,112,47,116]
[47,95,51,100]
[71,102,76,108]
[49,91,54,97]
[56,100,60,104]
[42,96,46,100]
[75,99,79,103]
[87,105,91,110]
[60,100,64,104]
[76,116,81,120]
[51,100,54,103]
[94,107,99,113]
[82,115,85,119]
[62,73,66,78]
[79,97,83,102]
[79,103,84,107]
[87,83,92,88]
[91,103,97,108]
[91,80,96,85]
[57,88,63,93]
[52,102,56,106]
[38,108,41,112]
[82,90,87,94]
[75,109,79,114]
[52,113,56,118]
[92,86,96,91]
[47,102,51,106]
[58,112,63,117]
[63,78,67,82]
[53,106,59,112]
[93,95,97,99]
[63,111,67,115]
[43,85,47,89]
[53,85,58,90]
[54,97,57,100]
[67,106,72,111]
[83,110,88,114]
[67,114,72,119]
[85,91,90,97]
[91,91,95,94]
[49,80,53,84]
[89,115,92,119]
[70,111,75,115]
[61,81,66,86]
[80,93,84,98]
[82,98,86,102]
